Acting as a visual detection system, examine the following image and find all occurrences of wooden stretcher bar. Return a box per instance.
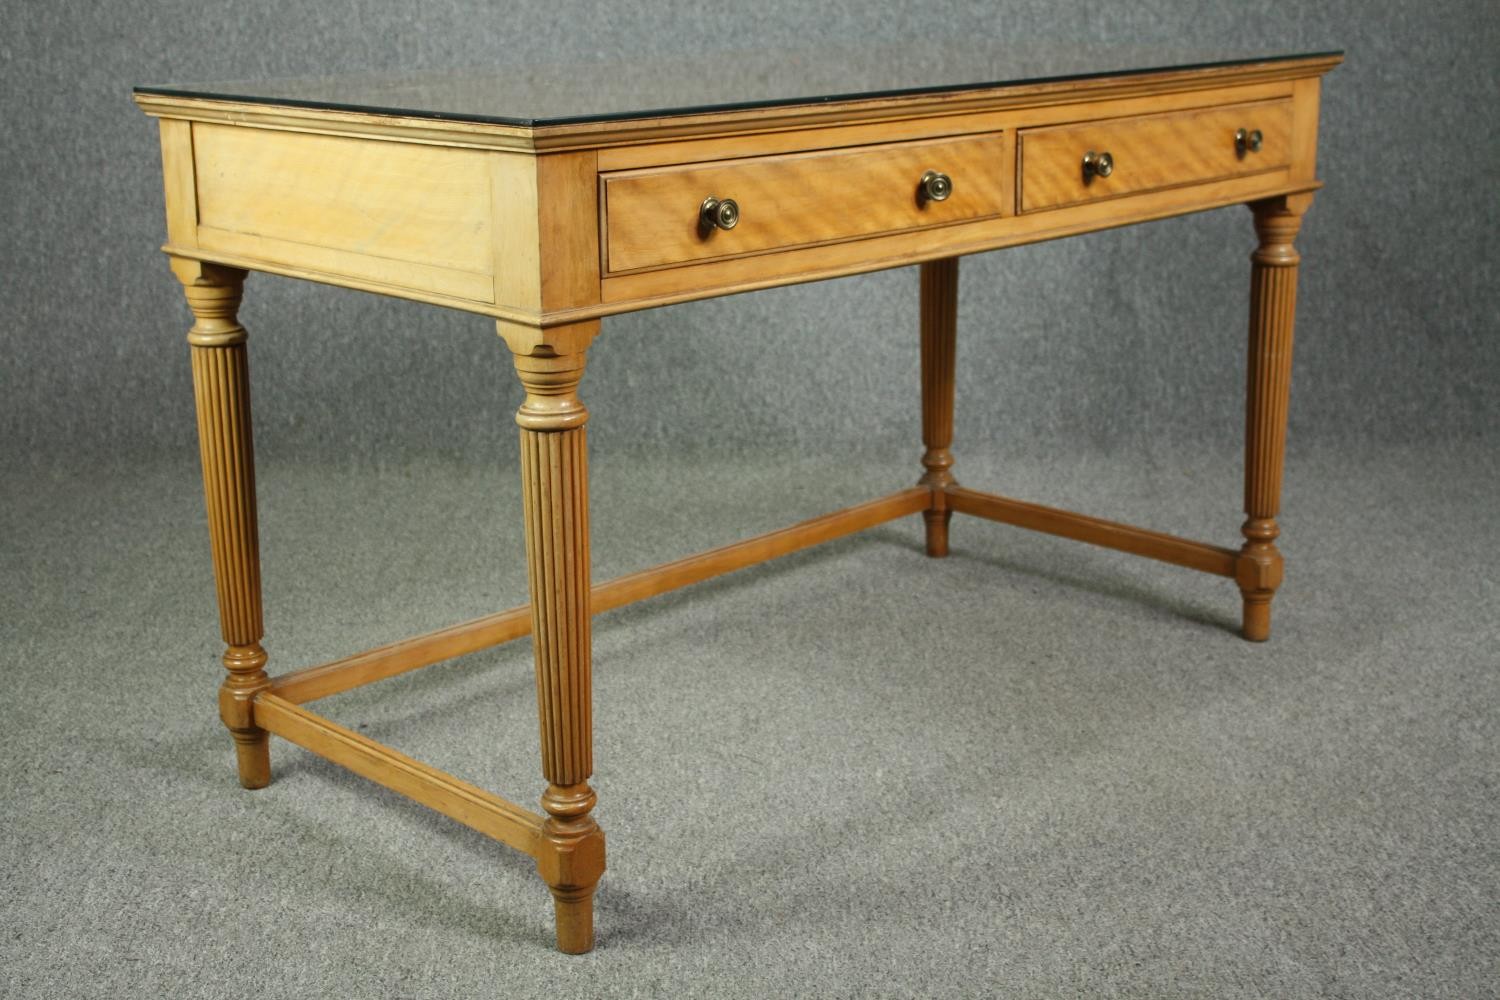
[945,485,1240,577]
[267,486,929,704]
[254,692,546,856]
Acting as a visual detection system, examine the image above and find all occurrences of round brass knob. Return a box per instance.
[1235,128,1264,155]
[919,169,953,203]
[699,196,739,233]
[1082,150,1114,181]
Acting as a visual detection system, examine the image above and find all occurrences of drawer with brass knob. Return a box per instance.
[1017,99,1293,213]
[600,134,1008,274]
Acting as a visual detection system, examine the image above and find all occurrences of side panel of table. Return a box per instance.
[155,121,603,322]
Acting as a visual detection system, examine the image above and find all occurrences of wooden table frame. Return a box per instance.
[136,52,1340,953]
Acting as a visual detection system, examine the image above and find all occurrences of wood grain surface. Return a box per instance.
[1019,99,1292,212]
[603,134,1008,273]
[255,694,546,855]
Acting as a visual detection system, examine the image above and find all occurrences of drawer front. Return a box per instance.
[1018,100,1292,213]
[602,134,1007,273]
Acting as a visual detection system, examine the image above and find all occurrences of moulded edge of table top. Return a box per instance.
[131,53,1343,152]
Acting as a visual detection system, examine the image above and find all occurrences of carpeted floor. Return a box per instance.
[2,442,1496,998]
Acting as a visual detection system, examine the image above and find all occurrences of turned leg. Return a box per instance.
[918,257,959,556]
[176,260,271,787]
[501,320,606,954]
[1238,195,1310,641]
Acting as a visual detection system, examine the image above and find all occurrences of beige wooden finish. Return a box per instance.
[1018,98,1293,212]
[136,52,1340,955]
[602,133,1008,272]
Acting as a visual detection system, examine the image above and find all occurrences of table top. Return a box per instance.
[134,45,1341,128]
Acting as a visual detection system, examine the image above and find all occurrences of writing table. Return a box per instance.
[135,46,1342,953]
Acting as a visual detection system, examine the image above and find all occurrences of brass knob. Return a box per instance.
[1235,128,1264,155]
[918,169,953,203]
[1082,150,1114,181]
[699,196,739,233]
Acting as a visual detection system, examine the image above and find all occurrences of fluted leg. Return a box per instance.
[501,320,606,954]
[919,258,959,556]
[175,260,270,788]
[1238,196,1309,641]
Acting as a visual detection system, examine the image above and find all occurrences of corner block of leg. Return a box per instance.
[535,783,606,954]
[217,643,271,788]
[1236,522,1284,643]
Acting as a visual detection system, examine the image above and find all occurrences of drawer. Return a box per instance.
[1018,99,1292,213]
[601,134,1008,273]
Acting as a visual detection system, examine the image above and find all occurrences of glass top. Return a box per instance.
[135,45,1340,128]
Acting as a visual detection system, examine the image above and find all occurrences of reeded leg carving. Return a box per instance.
[918,258,959,557]
[175,259,271,787]
[1238,196,1310,641]
[500,320,606,954]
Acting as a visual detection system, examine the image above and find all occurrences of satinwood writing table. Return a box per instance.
[134,46,1342,953]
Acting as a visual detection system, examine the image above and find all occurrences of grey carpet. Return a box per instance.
[3,1,1497,995]
[3,442,1496,998]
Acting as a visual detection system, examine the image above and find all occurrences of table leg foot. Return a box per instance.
[219,641,271,787]
[551,888,596,954]
[1241,597,1272,642]
[535,784,605,954]
[230,732,272,789]
[922,508,952,558]
[1237,517,1283,643]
